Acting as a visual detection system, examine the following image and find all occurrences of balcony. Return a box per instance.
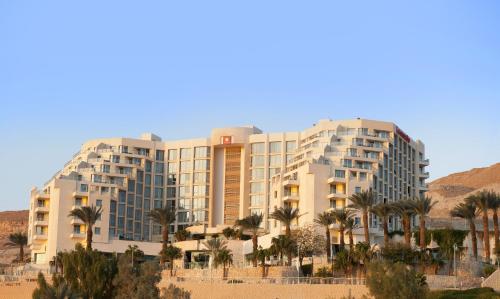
[70,218,84,225]
[70,232,86,239]
[283,194,299,202]
[419,183,429,190]
[327,192,348,199]
[34,220,48,226]
[328,176,346,184]
[282,179,299,187]
[33,234,48,241]
[72,190,88,197]
[419,159,430,166]
[34,206,49,213]
[35,193,50,199]
[419,171,430,178]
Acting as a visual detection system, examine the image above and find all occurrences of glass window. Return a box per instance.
[94,227,101,235]
[335,170,346,178]
[74,198,82,206]
[250,182,264,193]
[355,187,362,193]
[179,198,192,210]
[269,142,281,154]
[145,174,151,185]
[73,225,81,234]
[80,184,88,192]
[193,210,207,222]
[269,155,281,167]
[180,161,192,172]
[179,173,191,185]
[119,190,126,203]
[179,186,191,197]
[193,185,209,197]
[180,148,192,160]
[251,143,265,154]
[168,149,178,160]
[286,141,297,153]
[96,199,102,207]
[167,163,178,173]
[167,187,176,198]
[155,162,164,174]
[154,175,164,186]
[194,146,210,158]
[250,194,264,206]
[251,168,265,180]
[250,208,263,216]
[167,174,177,185]
[145,161,152,172]
[359,172,367,181]
[154,188,163,199]
[194,172,209,184]
[110,200,117,212]
[178,211,190,223]
[193,198,208,209]
[194,160,209,171]
[156,150,165,161]
[251,156,265,167]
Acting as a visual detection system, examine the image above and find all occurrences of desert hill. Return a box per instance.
[0,210,29,264]
[428,163,500,218]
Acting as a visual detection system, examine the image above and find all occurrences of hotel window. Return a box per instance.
[286,141,297,153]
[145,161,152,172]
[74,198,82,207]
[194,172,209,184]
[251,156,265,167]
[96,199,102,207]
[166,200,175,210]
[167,163,178,173]
[154,188,163,199]
[251,143,265,154]
[102,164,110,173]
[179,186,191,197]
[250,182,264,193]
[166,187,176,198]
[250,208,263,216]
[73,225,81,234]
[269,155,281,167]
[179,173,191,185]
[355,187,362,194]
[193,210,207,222]
[94,227,101,235]
[251,168,265,180]
[342,159,352,168]
[128,180,136,192]
[155,162,164,174]
[193,185,208,197]
[269,142,281,154]
[112,155,120,163]
[194,159,209,171]
[167,174,177,185]
[178,211,191,223]
[156,150,165,161]
[168,149,178,160]
[359,172,367,181]
[335,170,345,178]
[193,198,208,209]
[250,194,264,206]
[80,184,88,192]
[180,161,192,172]
[194,146,210,158]
[110,200,117,213]
[180,148,192,160]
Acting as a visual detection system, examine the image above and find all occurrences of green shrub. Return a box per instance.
[484,264,497,278]
[366,261,428,299]
[301,264,313,276]
[427,287,500,299]
[314,266,332,277]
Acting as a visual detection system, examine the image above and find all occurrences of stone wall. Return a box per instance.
[426,275,483,290]
[165,266,299,279]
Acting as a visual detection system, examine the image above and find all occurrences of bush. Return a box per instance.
[301,264,313,276]
[227,279,243,284]
[366,261,428,299]
[160,283,191,299]
[381,243,418,265]
[427,287,500,299]
[483,264,496,278]
[315,266,332,277]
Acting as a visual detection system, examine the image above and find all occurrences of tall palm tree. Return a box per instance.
[348,190,375,246]
[314,211,335,260]
[345,217,357,252]
[391,200,415,246]
[68,205,102,250]
[270,235,294,266]
[487,191,500,254]
[215,249,233,279]
[371,203,393,248]
[148,207,176,264]
[411,196,437,249]
[202,237,228,268]
[162,245,182,276]
[236,213,263,267]
[467,191,491,262]
[7,232,27,262]
[270,206,301,237]
[451,202,479,259]
[333,208,354,250]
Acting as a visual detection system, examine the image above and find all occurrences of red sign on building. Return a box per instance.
[221,136,232,145]
[395,126,411,143]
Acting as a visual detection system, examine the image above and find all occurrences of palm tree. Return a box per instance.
[202,237,228,268]
[161,245,183,276]
[68,205,102,250]
[348,190,375,246]
[467,191,491,262]
[270,235,294,266]
[333,208,354,250]
[451,202,479,259]
[174,229,190,242]
[345,217,357,252]
[371,203,393,248]
[411,196,437,249]
[7,232,27,263]
[222,227,236,239]
[487,191,500,254]
[215,249,233,279]
[236,213,263,267]
[391,200,415,246]
[314,211,335,260]
[148,207,176,264]
[270,206,301,237]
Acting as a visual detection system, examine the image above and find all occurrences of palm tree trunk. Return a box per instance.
[252,233,258,267]
[493,209,499,254]
[349,230,354,252]
[403,216,411,246]
[470,219,478,260]
[419,216,426,249]
[363,211,370,246]
[325,227,331,260]
[170,262,173,276]
[383,218,389,248]
[286,224,291,238]
[483,211,490,262]
[19,245,24,262]
[161,226,169,264]
[86,225,93,250]
[339,227,345,250]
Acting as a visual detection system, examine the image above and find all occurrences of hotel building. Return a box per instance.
[28,119,429,264]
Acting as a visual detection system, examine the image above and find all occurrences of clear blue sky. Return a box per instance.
[1,1,499,211]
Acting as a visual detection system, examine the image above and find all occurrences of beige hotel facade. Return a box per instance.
[28,118,429,264]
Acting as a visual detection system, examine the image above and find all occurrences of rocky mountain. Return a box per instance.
[428,163,500,218]
[0,210,29,264]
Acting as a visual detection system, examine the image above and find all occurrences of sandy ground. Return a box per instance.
[0,279,370,299]
[0,281,37,299]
